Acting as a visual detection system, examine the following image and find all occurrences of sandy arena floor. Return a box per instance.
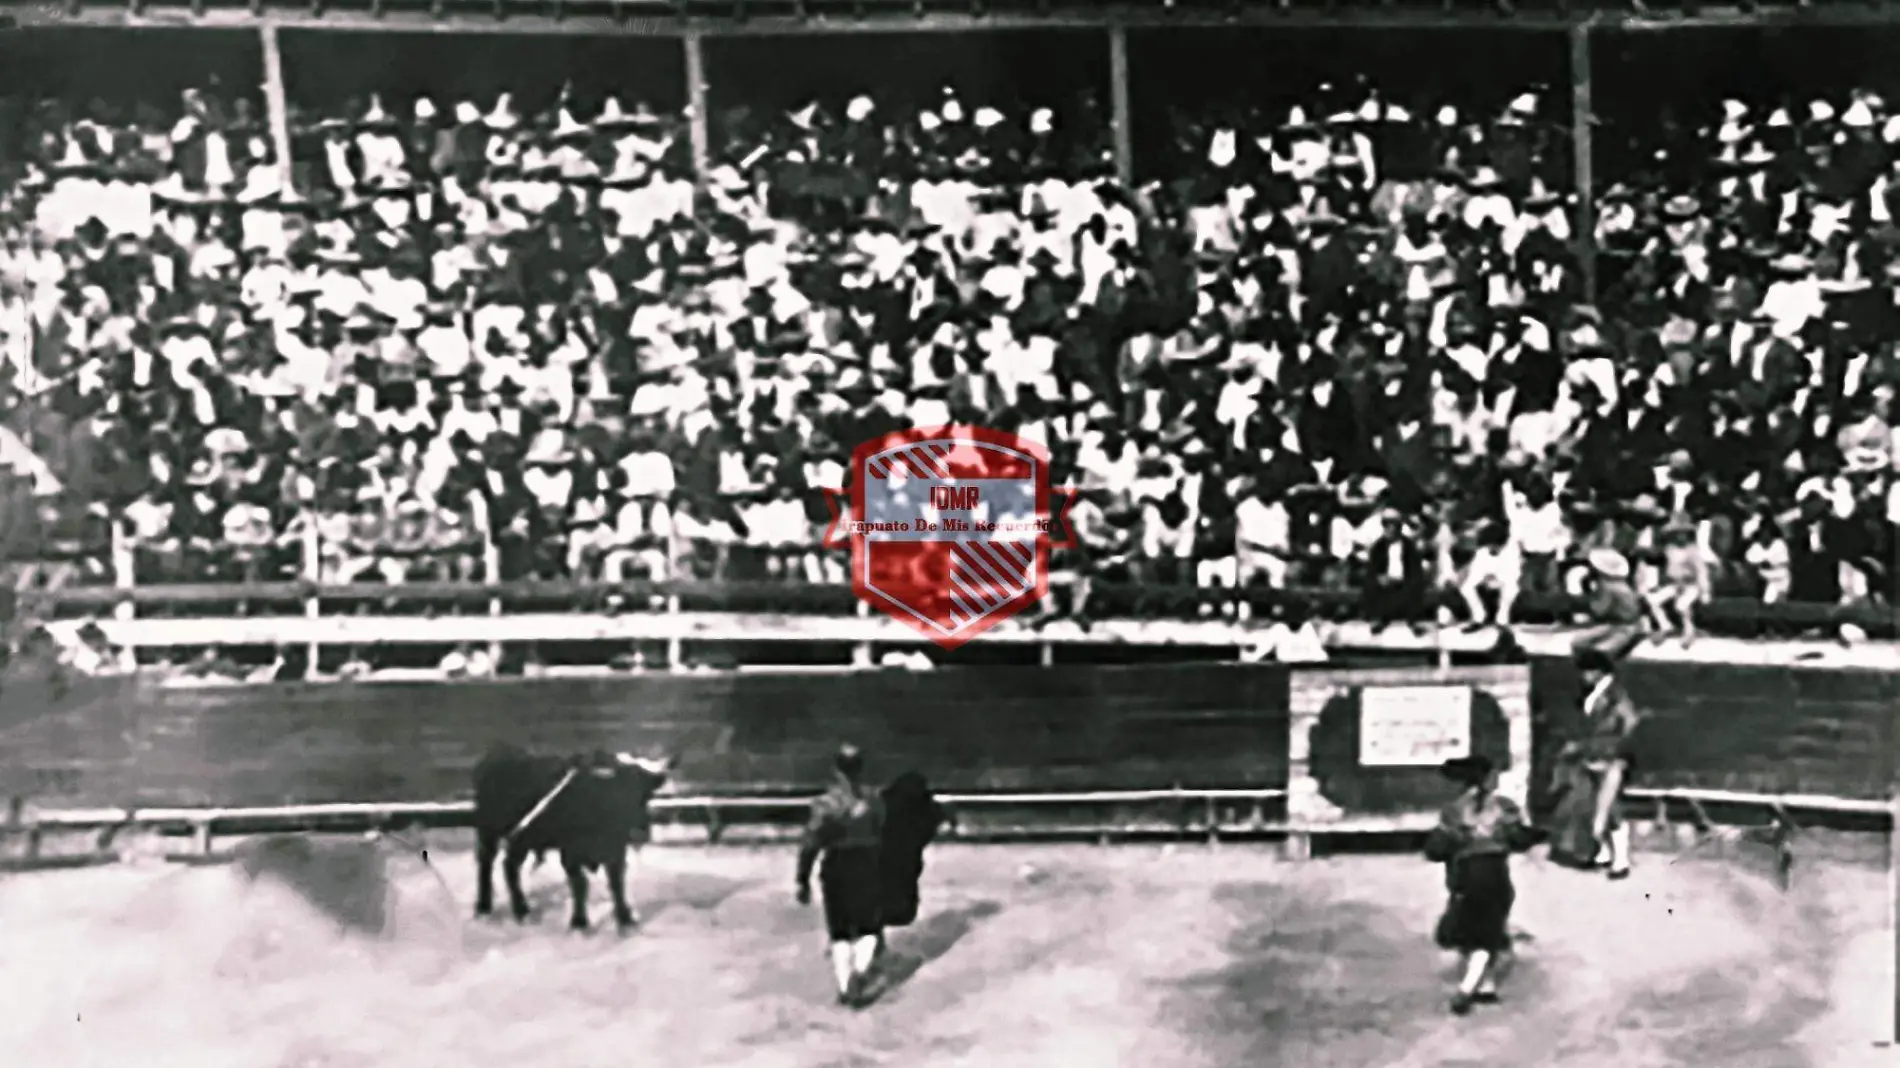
[0,836,1890,1068]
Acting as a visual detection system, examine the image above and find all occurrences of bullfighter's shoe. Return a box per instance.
[1450,992,1475,1016]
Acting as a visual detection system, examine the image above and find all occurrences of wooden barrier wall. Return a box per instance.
[3,658,1896,818]
[1287,667,1532,832]
[0,667,1293,808]
[1529,656,1900,807]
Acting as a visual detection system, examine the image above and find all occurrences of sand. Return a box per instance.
[0,835,1886,1068]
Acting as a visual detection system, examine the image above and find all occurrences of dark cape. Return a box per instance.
[879,772,952,928]
[1544,757,1605,870]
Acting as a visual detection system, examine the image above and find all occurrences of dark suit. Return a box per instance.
[1362,526,1430,626]
[1788,515,1848,606]
[1302,235,1359,322]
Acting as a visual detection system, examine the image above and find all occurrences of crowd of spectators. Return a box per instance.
[0,58,1896,639]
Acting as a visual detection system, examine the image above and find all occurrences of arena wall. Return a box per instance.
[0,666,1294,808]
[0,660,1894,814]
[1529,657,1900,805]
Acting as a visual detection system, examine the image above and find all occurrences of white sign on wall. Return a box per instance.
[1358,686,1473,767]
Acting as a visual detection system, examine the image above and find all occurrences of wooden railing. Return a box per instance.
[36,577,1900,641]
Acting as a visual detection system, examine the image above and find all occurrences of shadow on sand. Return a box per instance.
[511,869,755,928]
[861,899,1004,1006]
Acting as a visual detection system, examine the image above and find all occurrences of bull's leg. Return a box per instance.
[605,854,637,931]
[562,855,592,931]
[474,831,500,918]
[503,842,533,922]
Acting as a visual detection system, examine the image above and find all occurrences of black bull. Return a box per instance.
[473,744,664,931]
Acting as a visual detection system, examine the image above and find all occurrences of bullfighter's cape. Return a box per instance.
[1548,672,1643,869]
[878,773,950,928]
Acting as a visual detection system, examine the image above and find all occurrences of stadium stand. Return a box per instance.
[0,6,1895,666]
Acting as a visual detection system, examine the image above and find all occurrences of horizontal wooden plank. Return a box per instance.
[1625,786,1889,818]
[42,578,1896,647]
[7,0,1898,34]
[13,787,1288,827]
[0,2,1576,35]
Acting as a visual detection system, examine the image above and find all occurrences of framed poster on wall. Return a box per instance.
[1358,686,1473,768]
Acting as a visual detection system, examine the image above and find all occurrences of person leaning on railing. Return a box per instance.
[667,495,742,583]
[1572,547,1649,655]
[1035,485,1108,630]
[217,489,293,584]
[1358,505,1435,634]
[1501,464,1570,616]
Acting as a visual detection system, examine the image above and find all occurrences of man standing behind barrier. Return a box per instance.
[1567,647,1642,880]
[797,744,886,1008]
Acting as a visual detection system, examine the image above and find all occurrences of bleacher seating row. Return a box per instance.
[0,9,1897,657]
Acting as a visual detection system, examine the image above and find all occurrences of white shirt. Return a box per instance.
[1506,489,1569,556]
[419,322,472,378]
[438,402,497,443]
[523,465,574,508]
[743,498,812,547]
[1761,277,1825,335]
[1465,544,1515,588]
[1216,378,1263,447]
[618,450,677,498]
[1236,496,1289,554]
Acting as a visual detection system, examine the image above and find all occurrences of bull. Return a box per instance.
[473,743,670,932]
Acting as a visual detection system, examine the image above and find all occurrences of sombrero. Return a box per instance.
[1586,547,1631,581]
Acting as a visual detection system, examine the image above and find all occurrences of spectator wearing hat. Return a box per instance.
[1786,476,1853,609]
[37,67,1900,640]
[1360,505,1431,634]
[1573,546,1648,657]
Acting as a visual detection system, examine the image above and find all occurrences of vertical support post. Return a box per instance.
[683,31,712,194]
[1890,760,1899,1044]
[1108,23,1134,188]
[664,583,683,673]
[471,490,502,667]
[852,600,873,669]
[300,506,320,679]
[110,512,135,612]
[259,24,294,183]
[1568,23,1597,303]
